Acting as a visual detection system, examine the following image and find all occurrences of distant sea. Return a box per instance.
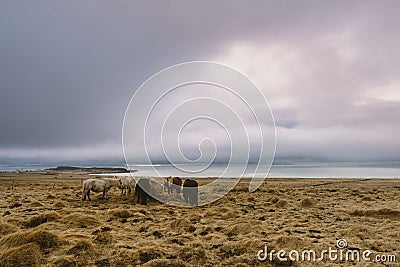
[1,162,399,178]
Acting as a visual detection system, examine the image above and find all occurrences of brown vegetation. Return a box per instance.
[350,208,400,219]
[24,211,59,228]
[299,197,315,208]
[0,243,43,267]
[0,171,399,266]
[0,229,60,251]
[0,222,18,236]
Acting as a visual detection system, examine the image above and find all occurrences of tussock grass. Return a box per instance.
[275,199,288,208]
[142,259,188,267]
[30,201,44,207]
[1,174,399,266]
[167,218,193,231]
[350,208,400,218]
[53,201,67,208]
[219,242,248,259]
[67,239,96,256]
[64,213,100,228]
[178,242,207,265]
[117,245,167,265]
[112,248,136,266]
[299,198,315,208]
[108,208,132,218]
[94,231,113,244]
[267,188,276,194]
[221,210,238,219]
[361,196,373,201]
[0,222,18,235]
[186,213,203,223]
[65,239,97,266]
[270,197,280,204]
[347,225,371,239]
[51,255,77,267]
[0,229,60,251]
[0,243,42,267]
[275,236,305,250]
[24,211,59,228]
[225,222,255,236]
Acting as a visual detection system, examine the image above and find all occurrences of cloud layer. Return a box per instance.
[0,1,399,162]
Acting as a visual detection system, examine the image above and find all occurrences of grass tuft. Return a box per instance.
[300,198,314,208]
[108,208,132,218]
[350,208,400,218]
[64,213,100,228]
[67,240,96,256]
[0,229,60,252]
[24,211,59,228]
[0,243,42,267]
[0,222,18,236]
[275,199,288,208]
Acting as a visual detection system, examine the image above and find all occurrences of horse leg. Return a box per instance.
[183,188,189,203]
[104,189,108,200]
[141,194,147,205]
[191,188,198,206]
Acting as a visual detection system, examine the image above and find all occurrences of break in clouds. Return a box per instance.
[0,1,399,163]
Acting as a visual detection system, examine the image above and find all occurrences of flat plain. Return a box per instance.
[0,170,399,266]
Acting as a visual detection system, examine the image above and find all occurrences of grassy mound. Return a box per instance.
[275,236,305,250]
[275,199,288,208]
[94,232,113,244]
[167,218,193,233]
[53,201,67,208]
[225,222,255,236]
[300,198,315,208]
[0,222,18,236]
[0,243,43,266]
[24,211,59,228]
[67,240,96,257]
[350,208,400,218]
[64,213,100,228]
[108,208,132,218]
[51,255,77,267]
[0,229,60,251]
[67,240,95,255]
[30,201,44,207]
[178,242,207,265]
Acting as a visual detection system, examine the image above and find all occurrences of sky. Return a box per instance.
[0,1,399,164]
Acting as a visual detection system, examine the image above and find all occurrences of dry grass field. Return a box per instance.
[0,170,399,266]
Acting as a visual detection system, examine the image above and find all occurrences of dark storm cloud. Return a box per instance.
[0,0,399,161]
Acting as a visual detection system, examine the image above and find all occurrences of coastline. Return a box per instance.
[2,163,399,179]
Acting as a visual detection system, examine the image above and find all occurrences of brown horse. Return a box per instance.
[135,178,150,205]
[164,176,182,194]
[183,179,198,206]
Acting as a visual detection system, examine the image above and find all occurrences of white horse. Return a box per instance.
[82,178,111,201]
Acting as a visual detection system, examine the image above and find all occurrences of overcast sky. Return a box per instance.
[0,1,399,163]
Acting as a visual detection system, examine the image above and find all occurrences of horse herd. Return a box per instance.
[82,176,198,206]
